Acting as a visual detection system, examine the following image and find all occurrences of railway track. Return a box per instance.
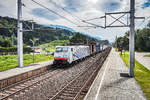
[49,47,111,100]
[0,47,111,100]
[0,68,65,100]
[0,54,96,100]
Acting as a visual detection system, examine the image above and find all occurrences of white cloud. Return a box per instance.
[0,0,150,42]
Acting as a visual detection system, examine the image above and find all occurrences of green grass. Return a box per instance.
[39,40,69,52]
[144,54,150,57]
[0,54,53,71]
[120,53,150,99]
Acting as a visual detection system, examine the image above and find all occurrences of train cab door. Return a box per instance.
[70,48,74,63]
[92,45,94,53]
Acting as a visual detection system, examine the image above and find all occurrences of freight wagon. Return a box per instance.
[53,46,89,65]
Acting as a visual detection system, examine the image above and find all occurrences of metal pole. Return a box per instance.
[30,39,35,63]
[33,43,35,63]
[129,0,135,77]
[115,35,117,49]
[17,0,23,67]
[11,33,14,46]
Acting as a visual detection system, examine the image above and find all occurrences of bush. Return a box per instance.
[0,46,33,54]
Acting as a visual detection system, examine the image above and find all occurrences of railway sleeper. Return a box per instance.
[60,92,76,97]
[68,85,81,88]
[64,88,80,92]
[19,84,27,87]
[0,92,8,97]
[62,91,78,94]
[9,88,18,91]
[58,95,75,100]
[4,90,14,94]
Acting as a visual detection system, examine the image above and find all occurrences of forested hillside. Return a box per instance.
[70,32,109,45]
[0,16,75,47]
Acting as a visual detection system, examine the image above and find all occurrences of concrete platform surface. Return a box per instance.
[135,52,150,70]
[84,48,146,100]
[0,60,53,80]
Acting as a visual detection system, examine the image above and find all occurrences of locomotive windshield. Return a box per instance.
[56,47,68,52]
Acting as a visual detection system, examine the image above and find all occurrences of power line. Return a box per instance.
[84,16,105,21]
[0,27,17,29]
[137,16,150,27]
[34,28,66,31]
[49,0,106,28]
[82,20,105,28]
[49,0,83,21]
[30,0,80,26]
[137,18,145,27]
[24,0,106,29]
[146,16,150,20]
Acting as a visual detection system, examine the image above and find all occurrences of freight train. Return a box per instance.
[53,45,102,65]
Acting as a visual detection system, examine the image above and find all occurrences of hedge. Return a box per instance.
[0,46,33,53]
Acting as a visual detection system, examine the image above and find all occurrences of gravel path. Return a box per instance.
[135,52,150,70]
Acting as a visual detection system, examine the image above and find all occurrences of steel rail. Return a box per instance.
[49,47,111,100]
[0,68,64,100]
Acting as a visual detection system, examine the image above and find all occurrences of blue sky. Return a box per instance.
[0,0,150,42]
[31,8,58,20]
[142,0,150,8]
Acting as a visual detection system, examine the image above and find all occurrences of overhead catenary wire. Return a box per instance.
[82,20,105,28]
[48,0,105,28]
[19,1,97,30]
[22,1,100,30]
[83,16,105,22]
[137,16,150,27]
[30,0,80,26]
[49,0,83,21]
[34,28,67,31]
[22,0,106,29]
[0,27,17,29]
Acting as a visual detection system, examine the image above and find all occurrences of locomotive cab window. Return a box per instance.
[56,47,68,52]
[62,47,68,52]
[56,47,62,52]
[71,48,73,52]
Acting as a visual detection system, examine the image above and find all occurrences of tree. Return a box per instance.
[115,21,150,52]
[0,36,11,47]
[70,32,87,44]
[0,16,75,47]
[135,28,150,51]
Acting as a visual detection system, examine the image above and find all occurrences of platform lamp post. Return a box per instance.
[30,39,35,63]
[30,38,39,63]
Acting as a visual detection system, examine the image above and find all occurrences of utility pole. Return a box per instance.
[17,0,23,67]
[129,0,135,77]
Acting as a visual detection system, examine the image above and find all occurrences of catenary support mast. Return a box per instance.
[17,0,23,67]
[129,0,135,77]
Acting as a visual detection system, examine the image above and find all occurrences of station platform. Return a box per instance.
[0,60,53,89]
[84,48,146,100]
[0,60,53,80]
